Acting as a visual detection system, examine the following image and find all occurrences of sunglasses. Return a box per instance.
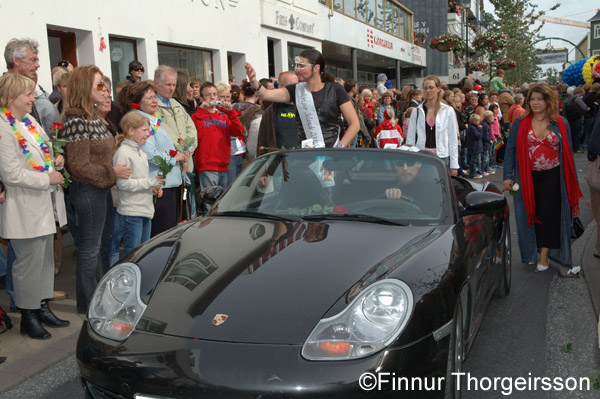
[96,83,105,91]
[58,60,69,67]
[133,68,144,72]
[294,56,313,71]
[394,159,419,167]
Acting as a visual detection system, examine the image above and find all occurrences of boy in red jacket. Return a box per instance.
[192,82,244,212]
[374,108,403,149]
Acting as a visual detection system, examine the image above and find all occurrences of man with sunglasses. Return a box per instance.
[4,38,60,135]
[384,157,439,215]
[126,61,145,83]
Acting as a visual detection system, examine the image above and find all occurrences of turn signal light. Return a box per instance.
[318,342,351,357]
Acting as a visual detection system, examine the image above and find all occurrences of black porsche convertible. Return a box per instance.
[77,148,511,399]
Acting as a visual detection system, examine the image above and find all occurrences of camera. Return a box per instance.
[209,101,222,107]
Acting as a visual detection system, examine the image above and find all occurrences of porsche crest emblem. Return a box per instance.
[212,314,228,326]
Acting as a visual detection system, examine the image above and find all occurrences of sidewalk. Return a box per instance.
[0,236,83,393]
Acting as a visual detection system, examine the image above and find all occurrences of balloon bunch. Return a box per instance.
[562,58,588,86]
[582,56,600,85]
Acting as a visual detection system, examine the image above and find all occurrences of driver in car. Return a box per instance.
[384,158,439,215]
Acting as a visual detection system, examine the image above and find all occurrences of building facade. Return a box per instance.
[1,0,426,92]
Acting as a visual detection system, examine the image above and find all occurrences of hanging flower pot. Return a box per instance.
[494,58,517,70]
[469,61,489,74]
[472,32,508,53]
[428,33,464,54]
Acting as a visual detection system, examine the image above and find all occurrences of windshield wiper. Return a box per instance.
[212,210,302,222]
[302,214,408,226]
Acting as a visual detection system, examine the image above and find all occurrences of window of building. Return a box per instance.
[321,0,411,41]
[595,23,600,39]
[109,37,137,92]
[287,42,312,71]
[157,44,213,83]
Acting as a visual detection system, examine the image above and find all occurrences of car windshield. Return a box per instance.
[213,150,449,225]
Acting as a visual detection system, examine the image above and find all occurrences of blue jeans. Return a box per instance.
[468,153,482,177]
[70,181,113,314]
[64,189,78,246]
[199,171,228,214]
[583,117,595,149]
[481,149,490,173]
[108,209,122,266]
[488,141,497,167]
[121,215,151,257]
[568,118,583,153]
[227,155,243,188]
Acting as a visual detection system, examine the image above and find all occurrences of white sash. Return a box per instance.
[295,82,325,148]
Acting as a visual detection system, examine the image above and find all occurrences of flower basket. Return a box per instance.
[495,58,516,70]
[469,62,489,74]
[414,32,427,47]
[429,33,464,54]
[472,32,508,53]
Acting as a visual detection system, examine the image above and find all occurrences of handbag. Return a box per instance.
[585,157,600,192]
[571,216,585,239]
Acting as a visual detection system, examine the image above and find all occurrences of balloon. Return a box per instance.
[562,58,587,86]
[583,56,600,85]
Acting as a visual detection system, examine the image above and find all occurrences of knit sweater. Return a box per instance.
[113,139,159,219]
[62,109,116,189]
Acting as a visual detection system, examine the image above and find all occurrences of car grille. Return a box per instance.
[84,380,129,399]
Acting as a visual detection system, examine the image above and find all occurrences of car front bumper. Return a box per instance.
[77,323,449,399]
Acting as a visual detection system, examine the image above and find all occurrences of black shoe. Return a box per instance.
[20,309,51,339]
[0,356,6,364]
[39,300,70,328]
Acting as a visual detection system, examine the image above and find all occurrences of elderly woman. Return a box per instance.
[503,83,582,276]
[0,73,68,339]
[62,66,131,314]
[119,80,184,236]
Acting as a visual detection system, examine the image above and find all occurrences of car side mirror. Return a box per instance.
[460,191,506,216]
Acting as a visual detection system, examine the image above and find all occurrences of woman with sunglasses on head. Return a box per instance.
[62,65,131,314]
[405,75,459,176]
[125,61,144,84]
[245,49,359,148]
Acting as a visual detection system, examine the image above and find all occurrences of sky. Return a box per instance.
[483,0,596,72]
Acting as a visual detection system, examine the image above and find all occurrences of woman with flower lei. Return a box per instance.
[118,80,184,236]
[0,73,69,339]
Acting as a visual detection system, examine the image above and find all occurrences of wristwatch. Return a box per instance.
[253,84,262,93]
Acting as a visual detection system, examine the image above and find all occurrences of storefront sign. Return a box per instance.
[262,3,322,38]
[367,29,394,50]
[199,0,238,9]
[536,51,568,65]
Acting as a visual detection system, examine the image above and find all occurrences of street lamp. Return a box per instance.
[463,0,471,78]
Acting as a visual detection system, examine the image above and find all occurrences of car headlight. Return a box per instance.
[88,262,147,341]
[302,279,413,360]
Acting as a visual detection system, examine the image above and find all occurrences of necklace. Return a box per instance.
[150,113,161,135]
[2,108,52,171]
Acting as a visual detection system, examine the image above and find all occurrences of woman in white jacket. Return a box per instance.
[0,74,68,339]
[406,75,459,176]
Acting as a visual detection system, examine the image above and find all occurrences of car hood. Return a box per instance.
[137,216,439,344]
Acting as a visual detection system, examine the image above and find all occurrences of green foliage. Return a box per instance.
[590,369,600,390]
[542,67,560,85]
[560,342,572,353]
[484,0,560,86]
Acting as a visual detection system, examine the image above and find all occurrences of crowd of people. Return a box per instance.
[0,37,598,354]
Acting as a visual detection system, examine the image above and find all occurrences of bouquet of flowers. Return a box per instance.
[49,122,72,188]
[429,33,464,54]
[472,32,508,53]
[153,149,177,185]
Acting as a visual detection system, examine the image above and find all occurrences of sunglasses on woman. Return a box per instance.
[133,68,144,72]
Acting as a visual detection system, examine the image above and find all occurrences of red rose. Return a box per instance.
[169,150,178,157]
[130,103,140,109]
[51,122,64,131]
[177,138,183,143]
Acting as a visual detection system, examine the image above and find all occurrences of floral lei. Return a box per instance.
[2,108,52,171]
[151,113,161,136]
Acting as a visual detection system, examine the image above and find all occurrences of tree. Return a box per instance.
[482,0,560,86]
[542,67,560,85]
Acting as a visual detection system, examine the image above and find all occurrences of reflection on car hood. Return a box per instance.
[137,216,437,344]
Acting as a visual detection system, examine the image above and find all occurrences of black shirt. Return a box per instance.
[422,105,436,149]
[285,82,350,111]
[275,103,298,149]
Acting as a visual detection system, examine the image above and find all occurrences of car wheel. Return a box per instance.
[494,220,511,298]
[444,298,464,399]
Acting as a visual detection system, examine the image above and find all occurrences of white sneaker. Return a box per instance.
[536,264,549,272]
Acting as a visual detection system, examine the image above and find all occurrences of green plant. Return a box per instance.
[560,342,572,353]
[428,33,464,54]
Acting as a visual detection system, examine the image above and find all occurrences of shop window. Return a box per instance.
[109,37,137,91]
[157,44,213,83]
[334,0,410,40]
[287,42,312,71]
